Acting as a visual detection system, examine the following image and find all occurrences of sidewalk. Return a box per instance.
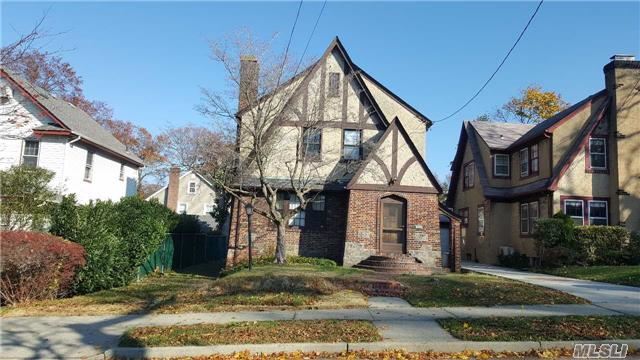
[462,261,640,315]
[0,297,629,359]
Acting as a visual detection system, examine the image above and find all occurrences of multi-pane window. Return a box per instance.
[119,164,125,181]
[459,208,469,226]
[178,203,187,214]
[589,138,607,169]
[342,129,361,160]
[494,154,509,177]
[463,162,475,189]
[520,201,539,235]
[520,148,529,177]
[84,151,94,181]
[477,206,485,235]
[302,127,321,158]
[530,144,539,173]
[22,140,39,167]
[287,196,305,227]
[588,200,608,225]
[564,199,584,225]
[312,194,325,211]
[276,192,326,229]
[328,72,340,97]
[188,181,197,194]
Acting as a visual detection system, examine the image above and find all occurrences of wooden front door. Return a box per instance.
[380,197,407,254]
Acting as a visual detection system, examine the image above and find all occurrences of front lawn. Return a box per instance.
[439,316,640,341]
[119,320,381,347]
[541,265,640,287]
[398,273,586,307]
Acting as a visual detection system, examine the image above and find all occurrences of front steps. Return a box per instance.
[354,255,432,275]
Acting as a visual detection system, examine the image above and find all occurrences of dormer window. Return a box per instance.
[328,72,340,97]
[493,154,510,177]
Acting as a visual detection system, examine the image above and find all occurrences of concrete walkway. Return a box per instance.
[0,299,628,359]
[462,261,640,315]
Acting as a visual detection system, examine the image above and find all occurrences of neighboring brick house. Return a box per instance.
[0,67,142,205]
[227,37,461,273]
[447,55,640,265]
[146,167,222,232]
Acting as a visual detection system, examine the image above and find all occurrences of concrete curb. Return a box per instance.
[106,339,640,359]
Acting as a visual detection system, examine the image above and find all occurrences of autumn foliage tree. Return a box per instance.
[496,85,569,124]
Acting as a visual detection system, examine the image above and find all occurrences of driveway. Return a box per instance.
[462,261,640,315]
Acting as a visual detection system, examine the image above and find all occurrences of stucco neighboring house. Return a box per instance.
[146,167,221,232]
[0,67,143,204]
[227,37,461,273]
[447,55,640,265]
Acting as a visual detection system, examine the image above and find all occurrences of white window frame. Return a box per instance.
[187,181,197,194]
[22,140,40,167]
[203,204,215,214]
[477,206,485,235]
[494,154,510,177]
[589,138,607,170]
[564,199,584,225]
[520,148,529,177]
[342,129,362,160]
[178,203,187,214]
[84,151,94,181]
[588,200,608,225]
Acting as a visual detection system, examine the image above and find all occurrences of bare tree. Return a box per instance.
[198,31,346,264]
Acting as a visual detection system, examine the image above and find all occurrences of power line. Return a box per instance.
[283,0,304,66]
[433,0,545,124]
[294,0,328,74]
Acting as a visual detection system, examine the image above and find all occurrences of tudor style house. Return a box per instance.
[447,55,640,264]
[147,167,222,232]
[0,67,142,204]
[227,37,461,273]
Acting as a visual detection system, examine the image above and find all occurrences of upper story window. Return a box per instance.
[530,144,539,173]
[342,129,362,160]
[84,151,94,181]
[520,201,539,235]
[119,164,125,181]
[328,72,340,97]
[588,137,607,170]
[22,140,39,167]
[459,208,469,227]
[302,127,322,159]
[493,154,510,177]
[463,161,475,189]
[477,205,485,235]
[519,148,529,177]
[187,181,197,194]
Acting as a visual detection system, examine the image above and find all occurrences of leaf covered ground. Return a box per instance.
[119,320,381,347]
[439,315,640,341]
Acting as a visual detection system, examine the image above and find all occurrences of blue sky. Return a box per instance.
[2,1,639,180]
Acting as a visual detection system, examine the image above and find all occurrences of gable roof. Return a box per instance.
[145,170,216,200]
[469,121,534,150]
[347,117,442,193]
[1,67,143,166]
[447,93,611,205]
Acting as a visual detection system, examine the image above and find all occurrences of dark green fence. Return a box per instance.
[138,233,227,278]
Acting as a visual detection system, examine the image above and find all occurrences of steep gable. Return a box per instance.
[347,118,441,193]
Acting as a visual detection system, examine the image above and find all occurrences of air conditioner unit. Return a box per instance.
[499,246,515,256]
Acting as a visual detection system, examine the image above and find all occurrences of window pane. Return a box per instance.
[531,144,539,158]
[590,139,605,154]
[312,195,325,211]
[276,192,287,210]
[328,73,340,97]
[24,141,39,156]
[591,154,606,168]
[565,200,583,217]
[590,218,607,226]
[343,130,360,146]
[520,148,529,175]
[520,204,529,233]
[495,155,509,176]
[288,196,300,210]
[22,156,37,167]
[343,146,360,160]
[288,210,305,227]
[589,201,607,218]
[531,158,539,172]
[478,206,485,233]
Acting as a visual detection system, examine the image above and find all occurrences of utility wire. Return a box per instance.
[283,0,304,67]
[294,0,328,74]
[433,0,545,124]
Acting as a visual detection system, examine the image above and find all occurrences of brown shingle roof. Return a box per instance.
[469,121,534,150]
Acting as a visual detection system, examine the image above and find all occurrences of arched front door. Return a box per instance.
[380,196,407,254]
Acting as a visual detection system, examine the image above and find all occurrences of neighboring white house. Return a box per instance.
[146,167,221,231]
[0,67,143,203]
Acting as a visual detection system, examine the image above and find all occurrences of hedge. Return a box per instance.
[49,195,178,294]
[574,226,631,266]
[0,231,86,305]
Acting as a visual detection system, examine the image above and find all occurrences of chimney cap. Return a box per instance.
[240,55,258,62]
[610,54,636,61]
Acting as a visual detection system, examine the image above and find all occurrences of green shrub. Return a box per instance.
[497,252,530,269]
[533,214,575,266]
[628,232,640,265]
[0,165,57,231]
[574,226,631,266]
[49,195,178,293]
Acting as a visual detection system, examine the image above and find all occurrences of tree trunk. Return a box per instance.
[275,221,287,264]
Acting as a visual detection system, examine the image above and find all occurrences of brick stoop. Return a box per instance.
[354,255,432,275]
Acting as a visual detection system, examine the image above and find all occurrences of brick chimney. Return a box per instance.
[166,166,180,212]
[238,55,259,112]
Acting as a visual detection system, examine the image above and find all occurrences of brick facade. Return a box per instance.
[227,191,348,266]
[343,190,442,268]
